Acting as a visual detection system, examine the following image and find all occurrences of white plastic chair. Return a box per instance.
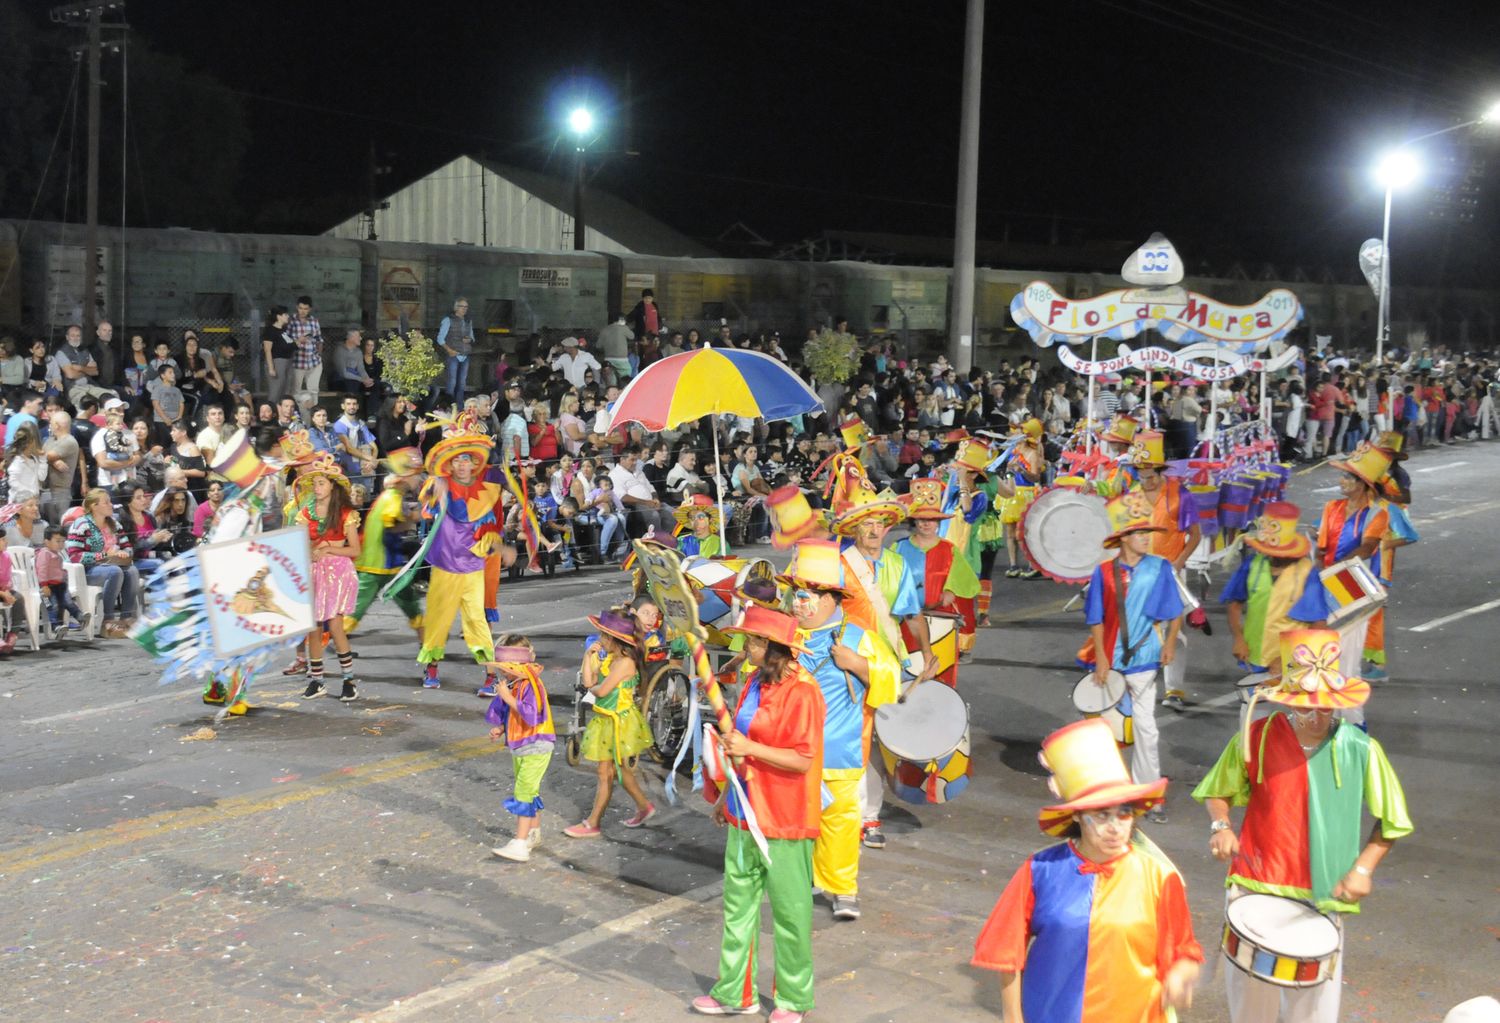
[65,561,103,641]
[6,548,45,651]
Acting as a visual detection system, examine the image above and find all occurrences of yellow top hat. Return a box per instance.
[381,446,424,479]
[1372,430,1408,461]
[778,538,852,596]
[1036,718,1168,836]
[1102,416,1139,446]
[953,438,992,477]
[904,477,951,520]
[1020,417,1044,440]
[766,484,826,549]
[1252,628,1370,710]
[830,478,907,536]
[1244,501,1311,558]
[839,417,871,450]
[1328,441,1392,489]
[674,493,722,533]
[1126,430,1167,468]
[1102,488,1163,548]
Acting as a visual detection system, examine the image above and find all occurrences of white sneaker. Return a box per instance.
[492,838,531,862]
[526,827,542,849]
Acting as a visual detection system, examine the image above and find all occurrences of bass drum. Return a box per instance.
[1020,486,1112,584]
[875,680,973,805]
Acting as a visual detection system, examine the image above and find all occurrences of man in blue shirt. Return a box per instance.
[1081,489,1184,818]
[333,395,376,477]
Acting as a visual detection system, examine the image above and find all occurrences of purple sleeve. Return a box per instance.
[1176,485,1198,531]
[513,679,548,727]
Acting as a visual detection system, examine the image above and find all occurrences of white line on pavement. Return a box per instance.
[1158,690,1239,728]
[20,687,189,726]
[1415,461,1468,473]
[1406,599,1500,633]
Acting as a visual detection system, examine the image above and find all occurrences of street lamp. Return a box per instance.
[567,106,594,251]
[1371,148,1421,365]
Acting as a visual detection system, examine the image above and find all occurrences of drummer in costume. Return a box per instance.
[938,444,991,634]
[1314,444,1392,681]
[1193,628,1412,1023]
[895,478,980,678]
[416,411,505,692]
[1222,502,1336,673]
[783,539,900,922]
[973,718,1203,1023]
[343,447,425,636]
[1129,430,1201,710]
[993,422,1046,579]
[1366,431,1420,683]
[677,494,725,558]
[693,607,824,1023]
[1078,490,1185,818]
[967,439,1006,626]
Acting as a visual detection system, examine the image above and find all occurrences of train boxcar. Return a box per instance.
[608,254,809,341]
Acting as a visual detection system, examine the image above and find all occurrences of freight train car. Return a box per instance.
[608,254,808,341]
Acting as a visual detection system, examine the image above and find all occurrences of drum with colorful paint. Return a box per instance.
[1223,893,1340,989]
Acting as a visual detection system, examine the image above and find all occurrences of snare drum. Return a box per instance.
[1319,557,1386,628]
[875,680,972,804]
[1223,893,1340,988]
[1071,670,1126,715]
[902,612,959,685]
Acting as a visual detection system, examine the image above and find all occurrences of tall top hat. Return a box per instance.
[826,454,906,535]
[1254,628,1370,710]
[953,438,992,477]
[1102,416,1139,446]
[766,484,826,549]
[903,478,951,520]
[1328,442,1393,489]
[1245,501,1311,559]
[839,417,871,450]
[1037,718,1169,836]
[778,538,852,596]
[1371,430,1409,461]
[1102,489,1163,548]
[1126,430,1168,468]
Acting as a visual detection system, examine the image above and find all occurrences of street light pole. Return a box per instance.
[572,147,585,251]
[948,0,984,374]
[1376,183,1393,365]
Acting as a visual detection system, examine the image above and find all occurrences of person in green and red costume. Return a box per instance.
[1194,627,1412,1023]
[894,477,980,680]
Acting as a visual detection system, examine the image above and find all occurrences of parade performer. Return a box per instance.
[1222,501,1336,673]
[292,454,362,702]
[1194,628,1412,1023]
[692,606,824,1023]
[564,609,656,838]
[990,423,1045,579]
[896,477,980,676]
[485,635,556,863]
[414,411,503,692]
[973,718,1202,1023]
[677,493,725,558]
[1078,490,1184,815]
[1314,444,1392,680]
[1093,415,1140,493]
[1129,430,1201,710]
[343,447,424,636]
[1367,431,1420,682]
[826,456,929,850]
[968,444,1005,626]
[783,539,900,922]
[941,438,991,608]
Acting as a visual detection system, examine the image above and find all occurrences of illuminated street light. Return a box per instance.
[1373,148,1421,190]
[1482,99,1500,124]
[567,106,594,137]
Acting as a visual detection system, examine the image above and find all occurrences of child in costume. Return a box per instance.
[485,635,556,863]
[292,454,363,702]
[1222,502,1337,673]
[973,718,1202,1023]
[563,609,656,838]
[1314,444,1392,680]
[895,477,981,675]
[994,421,1046,578]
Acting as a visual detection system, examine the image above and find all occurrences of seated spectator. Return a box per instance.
[0,530,17,650]
[35,525,87,632]
[527,405,560,464]
[193,480,225,538]
[167,421,209,502]
[66,487,136,638]
[608,445,674,538]
[152,488,198,556]
[130,419,167,494]
[579,474,627,563]
[2,496,47,547]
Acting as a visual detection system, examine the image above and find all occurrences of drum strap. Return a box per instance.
[1113,562,1150,666]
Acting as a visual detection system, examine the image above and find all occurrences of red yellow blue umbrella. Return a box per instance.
[608,347,823,431]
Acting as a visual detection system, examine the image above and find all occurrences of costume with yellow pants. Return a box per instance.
[417,475,503,670]
[798,610,900,896]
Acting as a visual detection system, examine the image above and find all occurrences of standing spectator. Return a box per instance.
[41,412,80,523]
[497,382,530,465]
[261,306,295,406]
[1169,385,1202,460]
[1306,373,1338,458]
[65,488,136,637]
[150,365,185,446]
[624,288,660,341]
[90,405,139,496]
[360,334,384,397]
[598,316,635,380]
[56,324,115,408]
[551,336,601,390]
[332,329,375,411]
[4,422,48,504]
[437,297,475,406]
[167,422,209,502]
[287,296,325,416]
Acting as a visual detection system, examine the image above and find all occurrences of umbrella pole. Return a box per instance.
[713,421,727,551]
[1085,336,1097,455]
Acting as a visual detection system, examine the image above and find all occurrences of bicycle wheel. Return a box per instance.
[640,661,691,764]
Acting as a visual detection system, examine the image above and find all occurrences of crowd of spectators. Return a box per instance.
[3,284,1498,641]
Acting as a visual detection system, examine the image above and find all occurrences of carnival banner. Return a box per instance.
[199,527,316,658]
[1057,343,1302,379]
[1011,281,1303,349]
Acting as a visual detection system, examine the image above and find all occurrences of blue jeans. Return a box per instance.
[444,356,469,406]
[85,564,131,622]
[595,512,627,559]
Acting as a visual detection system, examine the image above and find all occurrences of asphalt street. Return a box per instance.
[2,439,1497,1023]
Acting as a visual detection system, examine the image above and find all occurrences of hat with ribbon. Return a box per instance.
[903,477,951,520]
[1126,430,1168,469]
[278,426,316,465]
[721,604,810,655]
[424,408,495,477]
[766,484,826,549]
[1253,628,1370,710]
[588,610,638,646]
[953,438,992,477]
[1102,489,1163,548]
[1036,718,1169,836]
[1102,416,1139,446]
[293,452,352,502]
[674,493,722,532]
[1328,441,1393,489]
[1244,501,1311,559]
[778,538,852,597]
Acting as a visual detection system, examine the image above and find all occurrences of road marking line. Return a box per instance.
[1158,690,1239,728]
[1406,599,1500,633]
[20,687,190,726]
[355,878,725,1022]
[0,737,502,878]
[1415,461,1468,473]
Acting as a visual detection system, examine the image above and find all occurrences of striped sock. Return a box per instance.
[309,659,324,681]
[337,650,354,674]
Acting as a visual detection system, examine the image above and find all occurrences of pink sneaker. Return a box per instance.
[690,995,758,1016]
[622,802,657,828]
[562,821,602,839]
[768,1010,806,1023]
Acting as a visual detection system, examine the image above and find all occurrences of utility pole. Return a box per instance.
[364,139,390,241]
[948,0,984,373]
[572,148,586,251]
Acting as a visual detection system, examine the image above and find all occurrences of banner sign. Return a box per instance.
[520,267,573,289]
[1011,281,1302,351]
[199,527,316,658]
[1058,343,1302,380]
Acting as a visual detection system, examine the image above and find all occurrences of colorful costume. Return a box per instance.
[893,535,979,673]
[1221,555,1336,671]
[972,473,1004,619]
[578,664,653,766]
[484,660,556,817]
[1315,498,1389,664]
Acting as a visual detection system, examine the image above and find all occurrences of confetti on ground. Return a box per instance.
[181,727,217,742]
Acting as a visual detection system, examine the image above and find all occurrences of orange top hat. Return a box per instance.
[829,474,907,536]
[766,484,826,549]
[953,438,992,477]
[382,446,425,479]
[674,493,722,532]
[1253,628,1370,710]
[778,538,852,596]
[1328,442,1392,489]
[839,416,871,450]
[1245,501,1311,559]
[278,426,315,465]
[424,408,495,477]
[1019,417,1044,441]
[904,477,951,520]
[1372,429,1409,462]
[293,452,352,502]
[1102,416,1139,446]
[1126,430,1168,468]
[722,604,810,655]
[1036,718,1168,836]
[941,427,972,445]
[1102,488,1163,548]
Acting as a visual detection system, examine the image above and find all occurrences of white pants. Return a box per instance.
[1224,908,1344,1023]
[290,364,322,412]
[1479,394,1499,439]
[860,760,884,825]
[1162,630,1189,697]
[1124,669,1161,784]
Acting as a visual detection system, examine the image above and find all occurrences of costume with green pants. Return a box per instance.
[351,569,422,627]
[710,829,815,1013]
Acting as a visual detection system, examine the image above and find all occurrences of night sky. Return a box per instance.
[115,0,1500,282]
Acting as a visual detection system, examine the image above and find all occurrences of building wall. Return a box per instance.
[327,156,631,254]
